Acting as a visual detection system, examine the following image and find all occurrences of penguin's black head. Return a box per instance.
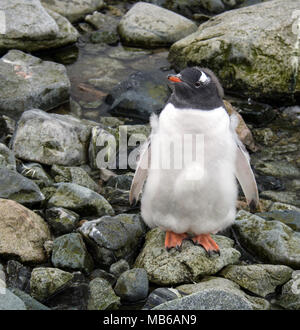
[167,67,224,110]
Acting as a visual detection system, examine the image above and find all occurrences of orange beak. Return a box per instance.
[167,74,182,83]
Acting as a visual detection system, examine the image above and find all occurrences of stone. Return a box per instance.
[220,264,293,297]
[88,277,120,310]
[51,233,94,274]
[12,110,91,165]
[257,210,300,232]
[0,115,16,144]
[269,202,300,212]
[114,268,149,302]
[118,2,197,48]
[109,259,130,278]
[142,287,183,310]
[233,211,300,268]
[79,214,147,267]
[41,0,105,23]
[10,288,50,310]
[30,267,74,302]
[0,168,45,206]
[6,260,31,294]
[85,11,119,31]
[90,269,117,286]
[0,199,51,263]
[260,191,300,208]
[48,183,114,217]
[106,173,133,191]
[45,207,80,235]
[0,289,27,310]
[134,228,241,285]
[169,0,300,103]
[0,143,16,170]
[0,2,78,52]
[19,162,53,188]
[277,271,300,310]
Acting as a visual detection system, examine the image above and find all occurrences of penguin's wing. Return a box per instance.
[129,138,151,206]
[230,114,259,212]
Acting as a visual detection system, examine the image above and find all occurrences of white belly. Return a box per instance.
[141,103,237,235]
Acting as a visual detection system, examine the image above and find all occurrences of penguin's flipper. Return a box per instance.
[129,138,151,206]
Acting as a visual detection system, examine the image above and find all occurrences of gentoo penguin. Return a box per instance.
[129,67,259,254]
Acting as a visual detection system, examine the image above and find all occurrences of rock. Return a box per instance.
[107,71,171,121]
[0,199,51,263]
[0,289,27,310]
[10,288,50,310]
[90,30,119,45]
[118,2,197,48]
[168,0,300,103]
[109,260,130,278]
[12,110,91,165]
[277,271,300,310]
[0,115,16,144]
[114,268,149,302]
[254,161,300,179]
[30,267,74,302]
[233,210,300,268]
[51,233,94,274]
[90,269,117,286]
[256,175,285,193]
[18,162,53,188]
[0,50,71,119]
[0,1,78,52]
[106,173,133,191]
[41,0,105,23]
[269,202,300,212]
[257,210,300,232]
[102,187,130,212]
[45,207,80,235]
[6,260,31,294]
[260,191,300,208]
[0,168,45,206]
[0,143,16,170]
[220,264,293,297]
[85,11,118,30]
[134,228,241,285]
[142,287,183,310]
[48,183,114,217]
[51,165,99,192]
[79,214,147,267]
[88,277,120,310]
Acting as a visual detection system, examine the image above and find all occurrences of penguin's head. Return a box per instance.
[167,67,224,110]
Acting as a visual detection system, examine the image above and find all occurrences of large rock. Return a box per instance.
[134,228,241,285]
[0,1,78,52]
[48,183,114,217]
[10,288,50,310]
[169,0,300,103]
[0,199,51,263]
[221,264,293,297]
[79,214,147,267]
[0,289,27,310]
[118,2,197,48]
[41,0,105,23]
[12,110,91,166]
[277,271,300,310]
[233,211,300,268]
[0,51,70,119]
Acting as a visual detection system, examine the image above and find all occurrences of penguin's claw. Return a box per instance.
[192,234,220,256]
[165,231,188,251]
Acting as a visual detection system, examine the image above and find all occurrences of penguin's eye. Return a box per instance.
[195,81,202,88]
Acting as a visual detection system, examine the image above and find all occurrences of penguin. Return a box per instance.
[129,67,259,255]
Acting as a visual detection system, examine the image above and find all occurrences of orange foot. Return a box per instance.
[165,231,188,251]
[192,234,220,256]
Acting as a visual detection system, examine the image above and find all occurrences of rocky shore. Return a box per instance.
[0,0,300,310]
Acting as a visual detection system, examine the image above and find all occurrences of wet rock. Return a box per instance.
[114,268,149,302]
[10,288,50,310]
[90,30,119,45]
[277,271,300,310]
[220,264,293,297]
[48,183,114,217]
[109,259,130,278]
[0,51,70,119]
[0,2,78,52]
[41,0,105,23]
[51,233,94,274]
[79,214,147,267]
[134,228,241,286]
[233,210,300,268]
[169,0,300,103]
[0,143,16,170]
[18,163,53,188]
[45,207,80,235]
[88,277,120,310]
[0,199,51,263]
[107,71,171,121]
[12,110,91,165]
[0,289,27,310]
[142,287,183,310]
[6,260,31,294]
[85,11,117,30]
[51,165,98,192]
[102,187,130,212]
[90,269,117,286]
[30,267,74,302]
[0,168,45,206]
[118,2,197,48]
[257,210,300,232]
